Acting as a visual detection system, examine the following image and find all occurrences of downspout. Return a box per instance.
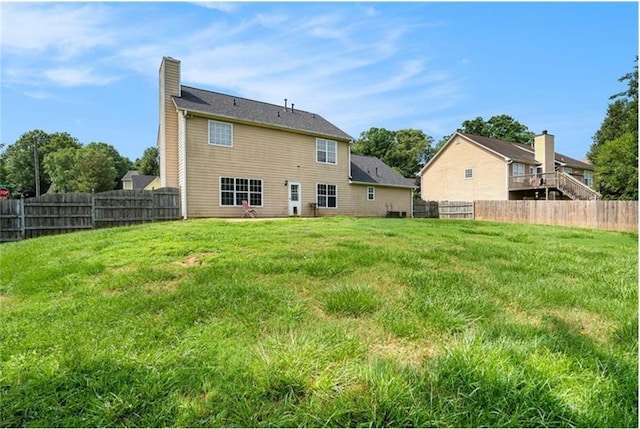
[410,190,414,218]
[180,110,188,219]
[505,159,513,200]
[348,140,353,180]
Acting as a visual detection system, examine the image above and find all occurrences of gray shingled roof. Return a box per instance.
[132,175,157,190]
[121,171,157,189]
[173,86,353,141]
[121,170,139,181]
[460,133,593,170]
[351,154,416,188]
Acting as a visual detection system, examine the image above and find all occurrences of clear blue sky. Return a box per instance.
[1,1,637,162]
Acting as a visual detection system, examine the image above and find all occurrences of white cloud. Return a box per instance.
[0,3,114,59]
[43,67,121,87]
[190,2,240,13]
[1,1,464,138]
[254,13,288,28]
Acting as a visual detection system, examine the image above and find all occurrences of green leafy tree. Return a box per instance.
[44,147,80,193]
[432,115,535,157]
[134,147,160,176]
[351,127,396,159]
[0,130,80,196]
[589,58,638,199]
[352,127,434,177]
[72,145,117,192]
[85,142,133,189]
[387,129,435,177]
[1,130,49,196]
[459,115,535,144]
[591,132,638,200]
[0,143,6,187]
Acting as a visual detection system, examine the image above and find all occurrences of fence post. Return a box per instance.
[91,190,96,230]
[151,189,156,222]
[19,195,25,240]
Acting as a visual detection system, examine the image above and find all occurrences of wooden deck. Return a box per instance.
[508,173,600,200]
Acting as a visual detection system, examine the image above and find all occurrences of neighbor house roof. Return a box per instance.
[421,132,593,175]
[459,133,536,164]
[132,175,157,190]
[121,170,157,190]
[350,154,416,188]
[173,86,353,141]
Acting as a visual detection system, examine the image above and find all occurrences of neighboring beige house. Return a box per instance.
[420,131,599,201]
[158,57,415,218]
[121,171,160,190]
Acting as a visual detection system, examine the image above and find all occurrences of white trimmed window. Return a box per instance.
[317,184,337,208]
[584,170,594,187]
[316,138,337,164]
[220,177,262,206]
[367,186,375,201]
[464,168,473,179]
[513,163,525,182]
[209,120,233,147]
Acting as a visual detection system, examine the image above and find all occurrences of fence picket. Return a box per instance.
[0,188,180,242]
[473,200,637,232]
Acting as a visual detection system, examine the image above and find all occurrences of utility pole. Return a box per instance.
[34,136,40,197]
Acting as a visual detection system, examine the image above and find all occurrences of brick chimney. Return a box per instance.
[159,57,181,188]
[534,130,555,174]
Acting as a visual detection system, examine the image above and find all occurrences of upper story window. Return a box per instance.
[513,163,525,182]
[564,166,573,174]
[209,120,233,147]
[464,168,473,179]
[316,138,337,164]
[584,170,594,187]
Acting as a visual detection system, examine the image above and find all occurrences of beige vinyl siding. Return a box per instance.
[184,117,352,217]
[342,184,412,216]
[422,135,507,201]
[143,177,161,191]
[159,58,180,188]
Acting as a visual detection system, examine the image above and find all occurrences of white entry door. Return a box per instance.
[288,182,301,216]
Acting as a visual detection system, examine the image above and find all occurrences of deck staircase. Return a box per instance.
[509,172,601,200]
[556,172,601,200]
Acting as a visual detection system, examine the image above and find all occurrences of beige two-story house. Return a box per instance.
[158,57,415,218]
[420,131,598,201]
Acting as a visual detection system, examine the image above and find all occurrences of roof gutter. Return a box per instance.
[349,180,416,189]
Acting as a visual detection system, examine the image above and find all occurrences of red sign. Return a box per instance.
[0,187,9,199]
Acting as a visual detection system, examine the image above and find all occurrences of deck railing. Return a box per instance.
[508,173,600,200]
[508,173,557,190]
[557,172,601,200]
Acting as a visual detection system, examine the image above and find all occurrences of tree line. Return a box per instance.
[0,131,159,198]
[1,59,635,200]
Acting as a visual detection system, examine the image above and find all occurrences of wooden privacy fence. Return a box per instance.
[412,199,439,218]
[0,188,180,242]
[438,201,474,219]
[474,200,638,232]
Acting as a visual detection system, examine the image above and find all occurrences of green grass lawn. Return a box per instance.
[0,217,637,427]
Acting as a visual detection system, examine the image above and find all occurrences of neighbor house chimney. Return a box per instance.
[534,130,555,175]
[159,57,181,188]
